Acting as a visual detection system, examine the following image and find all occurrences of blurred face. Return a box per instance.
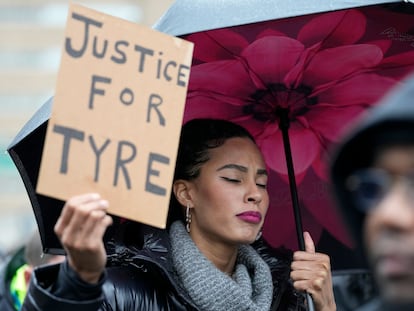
[186,137,269,247]
[364,145,414,303]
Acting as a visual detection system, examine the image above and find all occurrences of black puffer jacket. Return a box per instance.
[22,224,305,311]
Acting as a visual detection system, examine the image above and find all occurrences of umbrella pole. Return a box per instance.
[279,109,315,311]
[278,109,306,251]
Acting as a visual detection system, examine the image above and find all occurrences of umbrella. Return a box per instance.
[7,0,414,267]
[153,0,414,270]
[7,98,62,254]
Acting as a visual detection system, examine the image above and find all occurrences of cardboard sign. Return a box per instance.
[37,4,194,228]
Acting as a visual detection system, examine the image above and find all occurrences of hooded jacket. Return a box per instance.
[330,74,414,310]
[21,222,305,311]
[330,74,414,258]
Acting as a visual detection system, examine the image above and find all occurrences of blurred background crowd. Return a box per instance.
[0,0,173,259]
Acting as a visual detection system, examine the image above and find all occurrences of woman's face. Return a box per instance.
[186,137,269,246]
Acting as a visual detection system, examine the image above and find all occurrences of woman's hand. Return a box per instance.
[290,232,336,311]
[54,193,113,284]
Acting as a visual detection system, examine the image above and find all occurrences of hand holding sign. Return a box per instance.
[54,193,112,283]
[37,4,194,229]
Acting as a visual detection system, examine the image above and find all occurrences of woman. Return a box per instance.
[22,119,336,311]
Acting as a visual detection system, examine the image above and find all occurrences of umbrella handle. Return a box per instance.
[278,108,306,250]
[278,109,315,311]
[306,293,315,311]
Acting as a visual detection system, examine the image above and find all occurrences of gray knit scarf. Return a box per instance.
[169,221,273,311]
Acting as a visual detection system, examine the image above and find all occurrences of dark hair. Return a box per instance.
[167,118,255,225]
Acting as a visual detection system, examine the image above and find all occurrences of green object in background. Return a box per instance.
[10,264,28,310]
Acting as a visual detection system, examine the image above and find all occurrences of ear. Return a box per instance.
[173,179,194,207]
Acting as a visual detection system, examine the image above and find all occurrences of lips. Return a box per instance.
[375,254,414,278]
[237,211,262,224]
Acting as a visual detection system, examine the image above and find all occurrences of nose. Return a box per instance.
[245,181,263,204]
[368,183,414,234]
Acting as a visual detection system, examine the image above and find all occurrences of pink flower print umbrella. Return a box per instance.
[156,0,414,270]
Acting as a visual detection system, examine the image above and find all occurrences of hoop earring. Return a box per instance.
[186,203,192,233]
[255,229,262,241]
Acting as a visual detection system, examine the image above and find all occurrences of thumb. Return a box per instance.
[304,231,315,253]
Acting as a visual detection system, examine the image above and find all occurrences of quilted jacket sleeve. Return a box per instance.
[21,259,192,311]
[21,262,104,311]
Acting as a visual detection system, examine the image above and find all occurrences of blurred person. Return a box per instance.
[22,119,336,310]
[0,229,64,310]
[331,74,414,310]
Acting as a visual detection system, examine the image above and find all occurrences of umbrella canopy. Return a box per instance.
[154,0,414,269]
[153,0,409,36]
[7,98,62,254]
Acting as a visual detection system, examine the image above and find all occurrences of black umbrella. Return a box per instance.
[7,98,64,253]
[7,97,121,254]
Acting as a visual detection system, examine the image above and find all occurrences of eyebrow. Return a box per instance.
[217,164,268,176]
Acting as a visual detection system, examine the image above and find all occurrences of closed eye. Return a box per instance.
[221,177,240,183]
[256,183,267,189]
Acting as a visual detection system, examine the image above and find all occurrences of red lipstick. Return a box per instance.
[237,211,262,224]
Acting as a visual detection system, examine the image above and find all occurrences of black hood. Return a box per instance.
[330,73,414,260]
